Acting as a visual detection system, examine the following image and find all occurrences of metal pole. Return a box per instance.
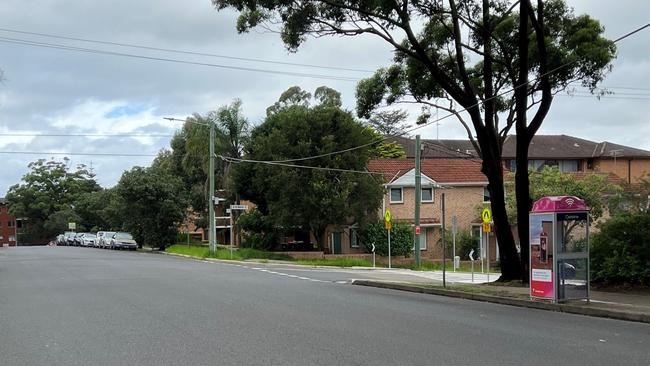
[388,228,391,269]
[486,231,490,282]
[441,193,446,288]
[209,120,216,255]
[230,210,234,259]
[414,135,421,268]
[452,216,457,272]
[15,218,18,247]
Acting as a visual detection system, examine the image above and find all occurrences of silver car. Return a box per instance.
[81,233,97,247]
[110,232,138,250]
[96,231,112,248]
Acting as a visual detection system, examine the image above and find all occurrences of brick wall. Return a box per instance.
[594,158,650,184]
[0,202,17,246]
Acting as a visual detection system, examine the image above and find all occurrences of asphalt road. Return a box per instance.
[1,247,649,366]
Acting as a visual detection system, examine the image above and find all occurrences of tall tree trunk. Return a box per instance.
[515,145,533,283]
[314,227,327,252]
[481,154,522,281]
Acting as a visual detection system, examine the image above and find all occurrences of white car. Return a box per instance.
[96,231,114,248]
[110,232,138,250]
[81,233,97,247]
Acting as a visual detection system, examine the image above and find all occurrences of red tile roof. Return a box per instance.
[368,159,487,183]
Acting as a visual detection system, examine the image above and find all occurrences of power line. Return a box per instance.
[0,133,174,137]
[220,155,385,175]
[0,27,373,74]
[0,151,158,157]
[0,36,359,82]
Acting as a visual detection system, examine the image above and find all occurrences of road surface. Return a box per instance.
[1,246,648,366]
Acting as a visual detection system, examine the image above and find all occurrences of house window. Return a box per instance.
[483,187,491,202]
[421,188,433,203]
[350,229,359,248]
[9,235,16,242]
[390,187,403,203]
[8,221,14,228]
[506,160,516,172]
[559,160,579,172]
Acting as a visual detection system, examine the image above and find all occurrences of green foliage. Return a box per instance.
[365,109,410,136]
[361,220,414,257]
[456,229,479,260]
[608,173,650,215]
[237,208,279,250]
[113,166,186,250]
[505,167,619,224]
[233,86,384,249]
[591,213,650,286]
[6,158,100,241]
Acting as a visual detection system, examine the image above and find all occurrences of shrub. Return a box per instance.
[456,229,479,259]
[237,208,279,250]
[591,213,650,286]
[361,220,414,257]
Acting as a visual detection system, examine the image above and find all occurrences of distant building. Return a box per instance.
[391,134,650,184]
[0,197,18,246]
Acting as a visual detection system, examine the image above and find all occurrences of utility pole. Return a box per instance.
[414,135,421,268]
[441,193,446,288]
[209,120,216,255]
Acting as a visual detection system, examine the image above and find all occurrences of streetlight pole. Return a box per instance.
[208,119,216,255]
[414,135,421,268]
[164,116,216,254]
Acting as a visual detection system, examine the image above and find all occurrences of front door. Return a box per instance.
[332,232,342,254]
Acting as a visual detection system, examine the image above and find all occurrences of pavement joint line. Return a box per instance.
[352,280,650,324]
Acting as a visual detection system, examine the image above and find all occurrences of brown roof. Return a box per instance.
[395,134,650,159]
[367,159,487,183]
[568,172,627,186]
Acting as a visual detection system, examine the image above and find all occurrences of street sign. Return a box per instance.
[482,222,492,233]
[230,204,248,210]
[482,207,492,223]
[415,226,421,235]
[384,221,392,230]
[469,249,475,261]
[384,210,392,223]
[68,222,76,230]
[371,243,376,253]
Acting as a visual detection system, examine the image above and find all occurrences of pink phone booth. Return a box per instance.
[529,196,590,302]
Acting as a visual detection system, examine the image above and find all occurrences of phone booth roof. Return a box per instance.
[531,196,587,213]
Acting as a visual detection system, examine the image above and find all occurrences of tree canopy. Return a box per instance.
[233,86,384,249]
[213,0,616,281]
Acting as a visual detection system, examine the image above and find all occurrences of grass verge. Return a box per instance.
[295,258,373,267]
[165,244,292,261]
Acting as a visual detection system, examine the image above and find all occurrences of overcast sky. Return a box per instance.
[1,0,649,195]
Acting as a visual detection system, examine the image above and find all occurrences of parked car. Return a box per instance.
[82,233,97,247]
[110,232,138,250]
[98,231,116,249]
[56,234,65,246]
[64,232,77,246]
[73,232,86,246]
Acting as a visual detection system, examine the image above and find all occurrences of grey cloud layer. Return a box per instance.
[1,0,648,194]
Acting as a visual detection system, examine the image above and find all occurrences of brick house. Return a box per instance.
[363,159,498,262]
[0,197,18,246]
[392,134,650,184]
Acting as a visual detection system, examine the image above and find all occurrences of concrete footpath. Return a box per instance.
[353,280,650,324]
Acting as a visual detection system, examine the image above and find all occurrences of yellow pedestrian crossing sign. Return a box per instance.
[384,210,392,230]
[482,207,492,223]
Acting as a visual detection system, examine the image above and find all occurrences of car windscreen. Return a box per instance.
[115,233,133,240]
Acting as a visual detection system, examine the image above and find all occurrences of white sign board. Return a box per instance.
[229,204,249,210]
[68,222,76,230]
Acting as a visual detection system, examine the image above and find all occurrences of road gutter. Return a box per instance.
[352,280,650,324]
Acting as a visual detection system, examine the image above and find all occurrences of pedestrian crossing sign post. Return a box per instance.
[384,210,392,268]
[384,210,392,230]
[483,222,492,233]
